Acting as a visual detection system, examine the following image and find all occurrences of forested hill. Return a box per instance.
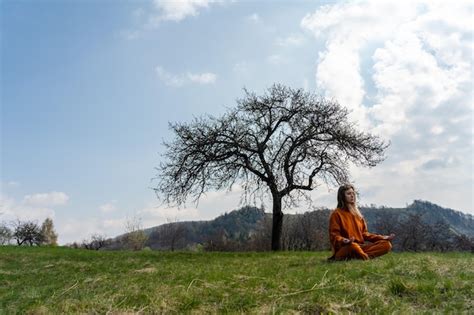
[361,200,473,237]
[109,201,473,251]
[141,206,266,250]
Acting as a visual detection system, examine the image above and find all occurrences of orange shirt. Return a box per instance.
[329,208,385,254]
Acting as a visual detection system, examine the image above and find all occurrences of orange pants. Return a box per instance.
[334,240,392,261]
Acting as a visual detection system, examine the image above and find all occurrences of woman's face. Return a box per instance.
[344,188,356,205]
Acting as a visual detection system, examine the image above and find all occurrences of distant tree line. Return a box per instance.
[67,234,111,250]
[202,209,473,253]
[66,215,149,251]
[60,202,473,253]
[202,210,332,252]
[140,205,473,253]
[0,218,58,246]
[374,212,473,252]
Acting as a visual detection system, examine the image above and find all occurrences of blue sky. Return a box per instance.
[1,0,473,244]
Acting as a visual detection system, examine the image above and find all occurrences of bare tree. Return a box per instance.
[81,238,94,250]
[12,220,43,246]
[248,215,272,251]
[281,211,330,251]
[454,234,474,252]
[282,215,305,250]
[309,210,331,250]
[425,220,453,252]
[154,218,186,251]
[80,234,109,250]
[66,241,81,249]
[397,213,430,251]
[299,211,329,251]
[374,212,400,236]
[155,84,388,250]
[203,228,230,251]
[122,216,148,251]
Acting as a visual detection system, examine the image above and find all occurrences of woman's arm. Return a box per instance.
[329,212,347,247]
[361,218,387,242]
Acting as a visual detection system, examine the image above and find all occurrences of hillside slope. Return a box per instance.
[1,246,472,314]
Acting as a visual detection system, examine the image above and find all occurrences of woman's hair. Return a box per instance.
[337,184,363,218]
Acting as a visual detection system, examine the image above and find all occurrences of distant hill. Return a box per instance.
[106,200,473,251]
[142,206,266,250]
[361,200,473,237]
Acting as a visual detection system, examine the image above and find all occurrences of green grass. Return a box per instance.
[0,246,472,314]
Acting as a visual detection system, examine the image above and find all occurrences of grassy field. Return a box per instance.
[0,246,472,314]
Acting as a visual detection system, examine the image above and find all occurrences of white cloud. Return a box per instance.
[59,218,104,244]
[145,0,225,28]
[301,0,473,214]
[138,204,200,226]
[187,72,217,84]
[155,66,185,87]
[23,191,69,207]
[99,201,118,213]
[102,218,126,229]
[57,216,127,245]
[301,1,417,128]
[302,0,472,134]
[0,194,16,218]
[0,192,124,244]
[0,193,55,222]
[155,66,217,87]
[153,0,218,22]
[0,183,248,244]
[120,1,229,40]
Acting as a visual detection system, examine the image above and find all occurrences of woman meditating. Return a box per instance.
[329,184,395,261]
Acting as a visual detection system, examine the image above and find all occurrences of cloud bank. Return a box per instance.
[1,193,56,222]
[23,191,69,207]
[301,0,473,212]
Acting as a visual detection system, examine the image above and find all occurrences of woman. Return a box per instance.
[328,184,395,261]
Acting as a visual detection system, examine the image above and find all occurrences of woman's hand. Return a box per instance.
[384,233,395,241]
[343,236,355,244]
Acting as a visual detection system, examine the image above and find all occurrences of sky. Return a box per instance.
[1,0,473,244]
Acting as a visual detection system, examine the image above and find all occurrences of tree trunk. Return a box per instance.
[271,194,283,251]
